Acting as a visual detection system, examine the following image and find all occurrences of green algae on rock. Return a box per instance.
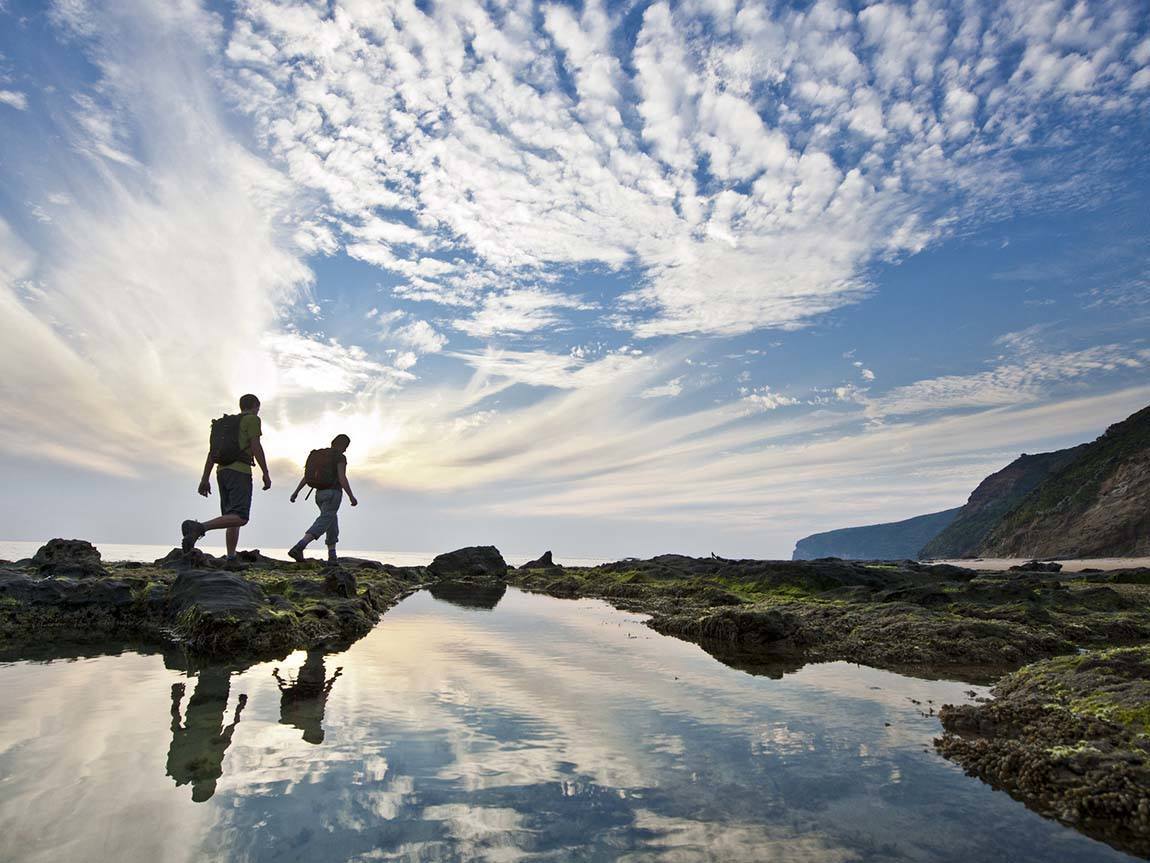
[936,646,1150,858]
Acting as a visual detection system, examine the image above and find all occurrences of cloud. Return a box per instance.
[0,0,311,471]
[264,332,412,396]
[640,377,684,399]
[741,387,800,412]
[221,0,1150,338]
[866,344,1150,418]
[0,89,27,110]
[453,287,594,338]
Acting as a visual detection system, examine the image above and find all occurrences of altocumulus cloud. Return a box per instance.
[223,0,1150,335]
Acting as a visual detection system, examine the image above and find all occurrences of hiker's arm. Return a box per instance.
[250,436,271,490]
[338,463,357,506]
[198,451,213,496]
[289,475,307,503]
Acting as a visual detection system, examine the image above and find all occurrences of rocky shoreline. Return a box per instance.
[0,539,506,661]
[4,541,1150,856]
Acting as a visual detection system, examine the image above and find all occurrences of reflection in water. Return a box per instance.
[426,579,507,609]
[273,649,343,744]
[164,654,250,803]
[0,587,1141,863]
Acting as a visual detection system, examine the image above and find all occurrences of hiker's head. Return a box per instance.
[239,394,261,414]
[331,434,351,453]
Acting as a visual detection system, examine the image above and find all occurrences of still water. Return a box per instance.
[0,587,1136,862]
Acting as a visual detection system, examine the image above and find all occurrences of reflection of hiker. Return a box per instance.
[181,394,272,561]
[287,434,357,564]
[166,668,247,802]
[273,649,343,744]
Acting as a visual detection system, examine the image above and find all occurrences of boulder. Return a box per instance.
[1009,560,1063,573]
[0,571,133,607]
[519,550,561,570]
[427,546,507,579]
[32,539,107,578]
[323,567,358,598]
[168,570,267,620]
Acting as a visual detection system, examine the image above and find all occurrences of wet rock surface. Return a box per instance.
[936,646,1150,858]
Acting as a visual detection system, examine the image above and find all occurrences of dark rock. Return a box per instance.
[168,571,267,620]
[0,571,133,607]
[155,548,221,569]
[338,557,385,571]
[428,546,508,579]
[520,550,561,570]
[323,568,358,598]
[1010,560,1063,573]
[32,538,107,578]
[428,580,506,610]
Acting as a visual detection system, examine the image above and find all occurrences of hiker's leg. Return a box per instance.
[288,532,317,562]
[225,526,240,558]
[326,507,340,561]
[200,514,247,531]
[306,491,338,544]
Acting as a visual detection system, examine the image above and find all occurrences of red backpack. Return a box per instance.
[304,448,339,490]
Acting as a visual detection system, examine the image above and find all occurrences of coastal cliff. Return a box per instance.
[920,445,1088,559]
[792,508,960,560]
[978,404,1150,558]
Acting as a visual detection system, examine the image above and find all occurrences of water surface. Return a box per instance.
[0,587,1137,862]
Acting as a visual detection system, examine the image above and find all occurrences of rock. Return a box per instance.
[428,546,508,579]
[168,570,267,620]
[1010,560,1063,573]
[520,550,561,570]
[31,539,107,578]
[155,548,220,569]
[0,571,134,607]
[323,568,358,598]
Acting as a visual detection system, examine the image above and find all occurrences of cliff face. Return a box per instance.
[792,508,961,561]
[978,405,1150,558]
[918,446,1088,559]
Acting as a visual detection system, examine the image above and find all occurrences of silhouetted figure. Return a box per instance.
[288,434,358,564]
[181,393,273,561]
[166,667,247,802]
[273,649,343,744]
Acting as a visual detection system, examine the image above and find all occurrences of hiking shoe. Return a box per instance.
[288,545,305,563]
[181,520,204,552]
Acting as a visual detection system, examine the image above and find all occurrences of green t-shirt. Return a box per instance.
[222,414,262,474]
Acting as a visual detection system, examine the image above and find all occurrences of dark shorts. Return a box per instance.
[217,468,253,521]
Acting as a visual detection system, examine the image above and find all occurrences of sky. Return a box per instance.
[0,0,1148,560]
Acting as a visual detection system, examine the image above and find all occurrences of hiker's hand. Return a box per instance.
[262,473,272,491]
[290,492,298,503]
[198,480,211,497]
[349,495,358,507]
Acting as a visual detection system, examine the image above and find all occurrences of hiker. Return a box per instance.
[180,394,271,561]
[287,434,358,563]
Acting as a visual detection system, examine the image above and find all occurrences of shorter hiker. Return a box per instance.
[181,394,271,561]
[288,434,358,563]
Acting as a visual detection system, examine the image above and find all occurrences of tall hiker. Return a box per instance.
[288,434,358,564]
[180,394,271,560]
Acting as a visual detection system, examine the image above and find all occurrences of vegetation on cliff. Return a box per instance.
[979,404,1150,558]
